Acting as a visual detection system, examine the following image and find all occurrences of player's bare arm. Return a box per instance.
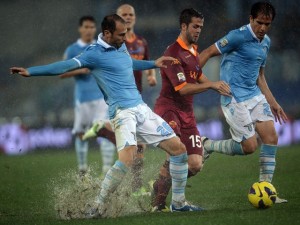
[178,74,231,96]
[59,68,90,79]
[145,69,157,86]
[198,44,221,68]
[257,67,288,124]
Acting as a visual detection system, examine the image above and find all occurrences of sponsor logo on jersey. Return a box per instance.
[219,38,228,47]
[177,72,186,81]
[240,26,247,31]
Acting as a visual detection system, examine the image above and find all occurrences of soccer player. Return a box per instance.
[117,3,156,194]
[151,8,231,211]
[10,14,203,216]
[59,16,115,176]
[199,1,288,203]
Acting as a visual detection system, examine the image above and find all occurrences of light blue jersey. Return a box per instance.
[215,24,271,105]
[64,39,103,103]
[28,34,157,119]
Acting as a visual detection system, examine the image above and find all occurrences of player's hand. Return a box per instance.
[211,81,231,96]
[10,67,30,77]
[155,56,176,68]
[147,74,157,86]
[271,103,288,125]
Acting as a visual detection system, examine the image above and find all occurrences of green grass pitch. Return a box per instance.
[0,145,299,225]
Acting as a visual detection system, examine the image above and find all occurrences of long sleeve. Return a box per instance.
[132,59,156,71]
[28,59,81,76]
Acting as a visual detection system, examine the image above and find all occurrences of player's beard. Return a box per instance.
[186,30,199,45]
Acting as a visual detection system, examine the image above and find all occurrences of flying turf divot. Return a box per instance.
[51,166,153,219]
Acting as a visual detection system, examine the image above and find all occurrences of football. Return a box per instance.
[248,181,277,209]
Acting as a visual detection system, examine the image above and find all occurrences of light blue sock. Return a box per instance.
[99,138,115,175]
[169,153,188,208]
[75,136,88,171]
[98,160,128,203]
[204,139,244,155]
[259,144,277,182]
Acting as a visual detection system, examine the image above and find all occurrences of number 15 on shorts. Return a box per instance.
[189,135,202,148]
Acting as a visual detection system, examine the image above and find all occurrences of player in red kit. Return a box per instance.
[152,8,231,212]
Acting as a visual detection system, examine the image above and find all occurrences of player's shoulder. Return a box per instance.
[262,34,271,46]
[227,25,248,41]
[164,41,181,55]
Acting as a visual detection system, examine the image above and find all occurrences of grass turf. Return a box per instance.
[0,145,299,225]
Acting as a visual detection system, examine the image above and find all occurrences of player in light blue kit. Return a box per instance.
[11,14,203,216]
[199,1,288,203]
[60,16,115,176]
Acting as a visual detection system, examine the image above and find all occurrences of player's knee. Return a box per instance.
[262,132,278,145]
[169,138,187,156]
[188,157,202,175]
[242,142,257,155]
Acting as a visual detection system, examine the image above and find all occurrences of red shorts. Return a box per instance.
[160,110,203,156]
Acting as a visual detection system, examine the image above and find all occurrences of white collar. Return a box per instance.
[97,33,112,49]
[77,38,95,47]
[247,24,265,41]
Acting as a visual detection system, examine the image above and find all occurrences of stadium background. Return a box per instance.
[1,0,300,154]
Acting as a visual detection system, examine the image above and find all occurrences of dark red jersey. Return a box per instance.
[155,37,203,128]
[125,34,149,93]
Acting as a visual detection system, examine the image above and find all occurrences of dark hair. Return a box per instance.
[251,1,276,21]
[79,16,96,26]
[101,14,125,34]
[179,8,204,27]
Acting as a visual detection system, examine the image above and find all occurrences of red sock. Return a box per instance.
[97,127,116,145]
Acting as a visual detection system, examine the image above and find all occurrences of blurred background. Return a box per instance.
[1,0,299,154]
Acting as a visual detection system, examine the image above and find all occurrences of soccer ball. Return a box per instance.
[248,181,277,209]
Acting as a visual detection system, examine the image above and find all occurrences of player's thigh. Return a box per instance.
[110,108,138,152]
[160,110,182,136]
[136,104,176,147]
[181,127,203,169]
[251,98,277,145]
[222,102,256,143]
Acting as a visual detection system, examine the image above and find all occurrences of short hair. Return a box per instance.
[79,16,96,26]
[250,1,276,21]
[101,14,125,34]
[179,8,204,27]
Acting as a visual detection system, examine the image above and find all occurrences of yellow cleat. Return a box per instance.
[82,121,105,141]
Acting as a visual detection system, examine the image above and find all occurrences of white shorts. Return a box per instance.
[222,94,274,142]
[72,99,108,134]
[110,104,176,151]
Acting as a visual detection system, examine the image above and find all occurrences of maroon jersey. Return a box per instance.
[155,37,203,128]
[125,34,149,93]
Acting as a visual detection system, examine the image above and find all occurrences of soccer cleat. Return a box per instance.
[201,136,212,163]
[84,201,104,219]
[151,204,170,212]
[275,196,288,204]
[82,121,105,141]
[170,201,204,212]
[132,187,151,197]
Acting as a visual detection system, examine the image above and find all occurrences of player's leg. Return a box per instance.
[73,101,90,174]
[89,109,139,217]
[132,143,146,195]
[202,101,257,156]
[92,99,116,176]
[152,125,204,211]
[137,104,202,211]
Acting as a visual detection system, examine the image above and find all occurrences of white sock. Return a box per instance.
[75,136,88,171]
[98,160,128,203]
[259,144,277,182]
[99,138,115,174]
[204,139,244,155]
[169,153,188,208]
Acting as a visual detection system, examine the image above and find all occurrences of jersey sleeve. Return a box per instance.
[63,46,71,60]
[215,29,244,54]
[74,47,97,69]
[161,52,187,91]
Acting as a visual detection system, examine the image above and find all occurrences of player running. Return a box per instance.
[10,14,203,216]
[151,8,231,212]
[199,1,288,203]
[59,16,115,176]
